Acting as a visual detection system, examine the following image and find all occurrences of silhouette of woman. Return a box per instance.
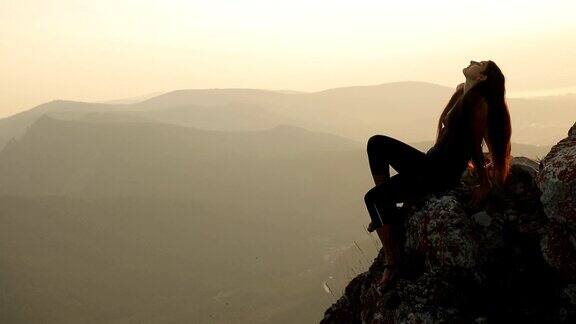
[364,60,512,289]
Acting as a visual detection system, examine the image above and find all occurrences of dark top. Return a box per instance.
[425,95,475,183]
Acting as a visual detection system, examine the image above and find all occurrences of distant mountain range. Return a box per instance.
[0,116,360,197]
[0,81,572,150]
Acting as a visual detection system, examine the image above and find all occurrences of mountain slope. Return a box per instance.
[0,117,370,323]
[0,116,361,197]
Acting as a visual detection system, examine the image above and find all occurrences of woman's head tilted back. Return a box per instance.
[438,60,512,188]
[465,60,506,105]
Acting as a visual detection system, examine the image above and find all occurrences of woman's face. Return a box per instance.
[463,60,488,81]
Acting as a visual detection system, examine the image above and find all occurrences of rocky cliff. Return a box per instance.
[321,122,576,323]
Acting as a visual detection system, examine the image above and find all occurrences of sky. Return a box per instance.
[1,0,576,117]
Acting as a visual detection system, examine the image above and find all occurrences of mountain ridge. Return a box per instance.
[0,81,572,151]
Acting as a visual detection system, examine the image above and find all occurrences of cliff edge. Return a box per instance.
[321,122,576,323]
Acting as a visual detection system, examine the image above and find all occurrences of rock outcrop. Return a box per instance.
[321,122,576,323]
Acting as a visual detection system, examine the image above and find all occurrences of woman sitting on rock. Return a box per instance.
[364,60,512,289]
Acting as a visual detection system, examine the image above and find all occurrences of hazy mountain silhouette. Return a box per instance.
[0,82,573,150]
[0,116,360,197]
[101,91,168,104]
[0,100,124,149]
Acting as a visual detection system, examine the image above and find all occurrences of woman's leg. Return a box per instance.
[365,134,430,286]
[367,134,428,181]
[365,173,425,242]
[365,173,427,286]
[366,134,428,229]
[371,175,396,269]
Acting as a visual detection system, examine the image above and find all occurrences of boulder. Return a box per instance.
[537,121,576,227]
[537,122,576,282]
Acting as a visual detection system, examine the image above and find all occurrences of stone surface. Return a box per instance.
[536,121,576,228]
[471,211,492,227]
[536,121,576,282]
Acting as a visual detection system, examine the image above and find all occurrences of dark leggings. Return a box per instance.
[364,134,459,228]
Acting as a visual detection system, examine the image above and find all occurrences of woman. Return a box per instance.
[364,60,512,289]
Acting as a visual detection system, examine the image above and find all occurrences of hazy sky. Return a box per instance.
[2,0,576,117]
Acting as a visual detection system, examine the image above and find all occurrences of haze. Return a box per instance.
[1,1,576,323]
[2,0,576,117]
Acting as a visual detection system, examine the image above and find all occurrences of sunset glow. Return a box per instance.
[2,0,576,116]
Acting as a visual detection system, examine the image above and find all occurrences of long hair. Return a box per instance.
[435,61,512,188]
